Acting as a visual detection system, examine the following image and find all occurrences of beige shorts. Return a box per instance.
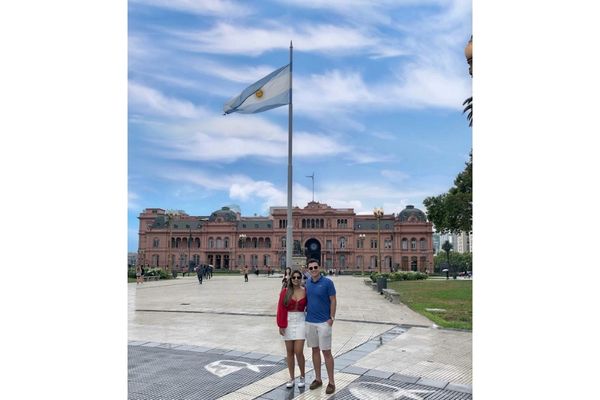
[305,321,332,350]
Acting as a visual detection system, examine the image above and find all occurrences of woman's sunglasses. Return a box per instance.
[291,276,302,280]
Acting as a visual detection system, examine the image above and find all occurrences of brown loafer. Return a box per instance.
[325,383,336,394]
[309,379,323,390]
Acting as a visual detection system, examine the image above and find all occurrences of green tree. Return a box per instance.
[424,152,472,234]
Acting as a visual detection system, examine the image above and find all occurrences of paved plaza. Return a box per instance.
[128,274,472,399]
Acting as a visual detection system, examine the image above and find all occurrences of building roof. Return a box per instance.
[208,207,239,222]
[397,205,427,223]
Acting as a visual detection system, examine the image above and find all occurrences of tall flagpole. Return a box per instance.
[286,41,293,270]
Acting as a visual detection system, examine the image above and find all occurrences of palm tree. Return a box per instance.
[463,35,472,127]
[463,97,472,127]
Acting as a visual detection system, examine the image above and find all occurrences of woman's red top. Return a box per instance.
[276,288,307,328]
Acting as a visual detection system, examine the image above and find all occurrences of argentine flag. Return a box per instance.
[223,64,290,114]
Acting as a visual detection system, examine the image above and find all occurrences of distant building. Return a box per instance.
[128,252,137,267]
[436,231,472,254]
[136,202,434,273]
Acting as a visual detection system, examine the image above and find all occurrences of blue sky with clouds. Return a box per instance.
[128,0,472,251]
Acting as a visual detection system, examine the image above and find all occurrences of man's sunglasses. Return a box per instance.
[308,266,319,270]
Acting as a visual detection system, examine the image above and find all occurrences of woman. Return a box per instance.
[136,265,143,285]
[276,270,306,388]
[281,267,292,288]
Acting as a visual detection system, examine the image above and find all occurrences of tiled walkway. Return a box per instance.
[128,275,472,399]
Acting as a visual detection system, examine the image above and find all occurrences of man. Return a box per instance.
[195,264,203,285]
[304,258,337,394]
[243,265,249,282]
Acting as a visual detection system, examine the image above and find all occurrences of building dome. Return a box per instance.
[209,206,239,222]
[397,205,427,223]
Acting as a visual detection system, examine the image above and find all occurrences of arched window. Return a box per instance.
[410,238,417,250]
[224,237,229,248]
[311,219,315,228]
[208,237,214,248]
[252,237,258,248]
[281,237,286,248]
[356,256,363,268]
[302,219,306,228]
[258,238,264,248]
[195,238,201,248]
[419,238,426,250]
[216,237,223,248]
[153,238,160,248]
[339,237,346,249]
[401,238,408,250]
[369,256,376,269]
[265,238,271,248]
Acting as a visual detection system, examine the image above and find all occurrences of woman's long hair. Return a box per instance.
[283,269,302,306]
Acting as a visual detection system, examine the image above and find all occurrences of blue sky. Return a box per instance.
[128,0,472,251]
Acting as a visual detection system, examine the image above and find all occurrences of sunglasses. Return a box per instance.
[308,266,319,270]
[291,276,302,280]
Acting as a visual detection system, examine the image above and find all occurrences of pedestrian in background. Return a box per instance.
[136,265,143,285]
[195,265,203,285]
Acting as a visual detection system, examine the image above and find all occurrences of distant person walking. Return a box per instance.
[243,265,249,282]
[277,270,307,389]
[305,258,337,395]
[195,265,203,285]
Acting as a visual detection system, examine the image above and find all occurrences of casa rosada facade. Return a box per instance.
[137,202,434,273]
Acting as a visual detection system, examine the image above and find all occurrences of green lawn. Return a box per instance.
[387,279,472,330]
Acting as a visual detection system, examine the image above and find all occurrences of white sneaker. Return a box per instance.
[297,377,305,388]
[286,380,294,388]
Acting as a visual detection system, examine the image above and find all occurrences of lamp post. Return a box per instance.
[358,233,366,275]
[239,234,247,269]
[188,226,192,273]
[165,210,180,272]
[373,208,384,273]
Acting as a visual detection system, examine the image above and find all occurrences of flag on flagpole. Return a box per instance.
[223,64,290,114]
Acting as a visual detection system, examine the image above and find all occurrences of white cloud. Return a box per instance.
[140,113,361,163]
[128,81,208,119]
[130,0,252,18]
[145,164,438,218]
[128,191,140,211]
[166,22,405,58]
[381,169,410,181]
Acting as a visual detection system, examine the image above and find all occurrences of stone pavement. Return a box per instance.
[128,274,472,399]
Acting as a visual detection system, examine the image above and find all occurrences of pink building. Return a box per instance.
[137,202,433,273]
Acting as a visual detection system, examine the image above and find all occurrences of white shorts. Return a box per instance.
[305,321,332,350]
[283,312,306,341]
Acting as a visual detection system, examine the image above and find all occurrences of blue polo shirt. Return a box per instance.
[305,275,336,323]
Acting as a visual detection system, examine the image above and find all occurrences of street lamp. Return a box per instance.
[373,208,384,273]
[239,234,247,268]
[188,226,193,273]
[165,210,181,272]
[358,233,366,275]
